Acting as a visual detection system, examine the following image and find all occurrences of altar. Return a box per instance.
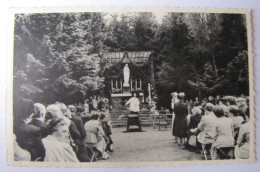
[110,77,145,110]
[105,51,155,126]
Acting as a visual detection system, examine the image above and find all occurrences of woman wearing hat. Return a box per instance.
[42,118,79,162]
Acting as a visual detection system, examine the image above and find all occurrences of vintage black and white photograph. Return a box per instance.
[6,7,254,167]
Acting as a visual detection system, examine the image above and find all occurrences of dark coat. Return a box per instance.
[70,116,86,140]
[29,119,50,138]
[188,113,202,130]
[69,121,81,140]
[16,121,45,161]
[70,116,89,162]
[172,101,188,137]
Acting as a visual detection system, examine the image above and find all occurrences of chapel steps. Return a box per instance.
[109,103,153,127]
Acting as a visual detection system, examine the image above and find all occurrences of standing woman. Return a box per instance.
[172,92,188,146]
[171,92,179,132]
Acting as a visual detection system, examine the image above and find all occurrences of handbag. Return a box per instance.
[188,135,197,147]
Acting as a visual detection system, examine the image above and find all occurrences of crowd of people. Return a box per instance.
[13,91,251,162]
[171,93,250,160]
[13,96,113,162]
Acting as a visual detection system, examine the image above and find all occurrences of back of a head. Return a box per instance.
[177,92,185,100]
[100,113,106,120]
[213,105,225,118]
[205,103,214,112]
[46,104,63,119]
[91,113,99,120]
[76,107,84,116]
[55,102,67,113]
[191,107,202,115]
[229,105,239,116]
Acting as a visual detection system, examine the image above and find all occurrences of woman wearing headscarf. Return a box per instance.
[42,118,79,162]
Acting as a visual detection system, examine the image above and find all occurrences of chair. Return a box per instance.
[201,143,212,160]
[86,144,99,162]
[216,146,235,159]
[158,111,168,131]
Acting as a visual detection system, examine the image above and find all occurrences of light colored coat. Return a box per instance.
[197,112,217,144]
[84,120,103,144]
[126,97,140,112]
[42,135,79,162]
[212,117,235,148]
[235,121,250,159]
[84,120,106,153]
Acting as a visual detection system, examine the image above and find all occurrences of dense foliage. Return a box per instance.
[13,12,249,112]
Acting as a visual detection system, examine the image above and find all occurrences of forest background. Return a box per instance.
[13,12,249,112]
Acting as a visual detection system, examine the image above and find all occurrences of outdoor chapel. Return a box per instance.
[12,12,251,162]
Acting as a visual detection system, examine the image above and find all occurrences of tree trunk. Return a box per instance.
[212,52,219,77]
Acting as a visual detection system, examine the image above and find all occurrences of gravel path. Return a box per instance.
[104,126,201,162]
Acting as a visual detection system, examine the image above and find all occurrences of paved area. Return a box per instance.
[104,126,201,162]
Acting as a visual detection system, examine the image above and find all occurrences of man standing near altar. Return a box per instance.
[125,93,142,132]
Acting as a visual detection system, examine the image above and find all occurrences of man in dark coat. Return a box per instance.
[172,93,188,146]
[16,120,46,161]
[69,107,90,162]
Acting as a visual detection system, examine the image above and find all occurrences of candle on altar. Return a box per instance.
[140,79,142,90]
[135,79,137,90]
[111,79,113,91]
[120,80,122,91]
[116,80,118,89]
[148,83,151,105]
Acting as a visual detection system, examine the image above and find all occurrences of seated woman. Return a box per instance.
[187,107,202,150]
[229,105,244,141]
[211,105,235,160]
[84,113,109,160]
[42,118,79,162]
[235,107,250,159]
[189,107,202,130]
[195,103,216,155]
[99,113,113,153]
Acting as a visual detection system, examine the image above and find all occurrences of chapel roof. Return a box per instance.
[106,51,152,64]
